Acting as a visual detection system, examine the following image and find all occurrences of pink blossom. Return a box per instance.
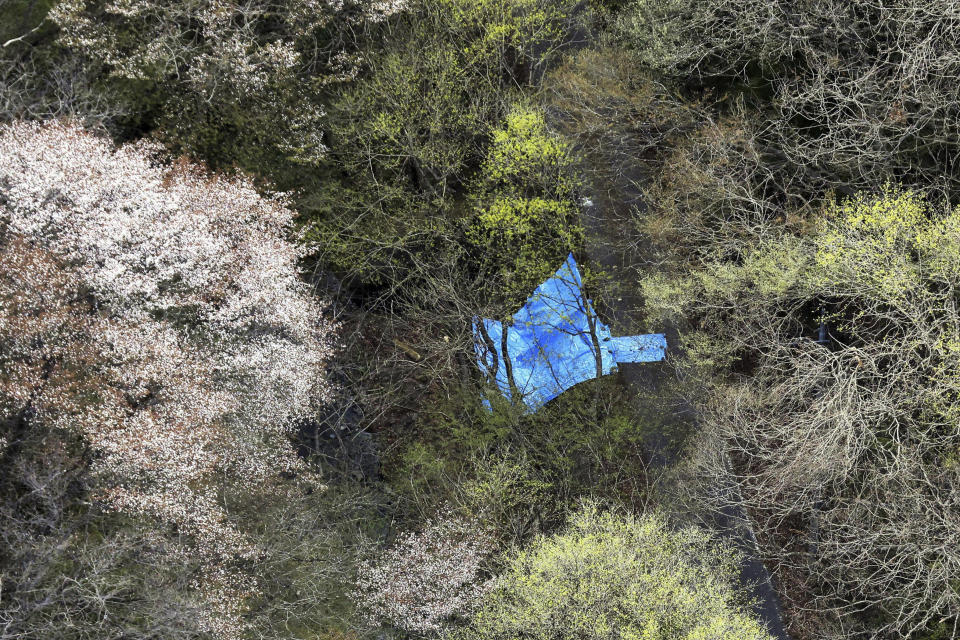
[354,515,493,635]
[0,121,338,639]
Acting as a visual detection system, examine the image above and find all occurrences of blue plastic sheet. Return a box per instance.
[474,254,666,412]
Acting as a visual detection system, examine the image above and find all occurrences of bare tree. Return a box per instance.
[616,0,960,198]
[645,188,960,639]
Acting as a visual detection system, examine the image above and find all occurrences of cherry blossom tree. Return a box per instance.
[353,514,493,635]
[0,120,337,639]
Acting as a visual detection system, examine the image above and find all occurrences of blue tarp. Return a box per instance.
[473,254,666,412]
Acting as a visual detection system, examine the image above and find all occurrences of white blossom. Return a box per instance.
[354,515,493,635]
[0,120,338,640]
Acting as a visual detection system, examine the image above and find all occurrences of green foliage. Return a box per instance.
[304,0,581,291]
[814,186,960,304]
[468,105,584,304]
[640,233,812,377]
[483,107,571,185]
[308,33,484,286]
[336,43,482,190]
[456,448,560,545]
[814,188,960,428]
[438,0,576,81]
[456,503,772,640]
[640,188,960,349]
[378,368,676,552]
